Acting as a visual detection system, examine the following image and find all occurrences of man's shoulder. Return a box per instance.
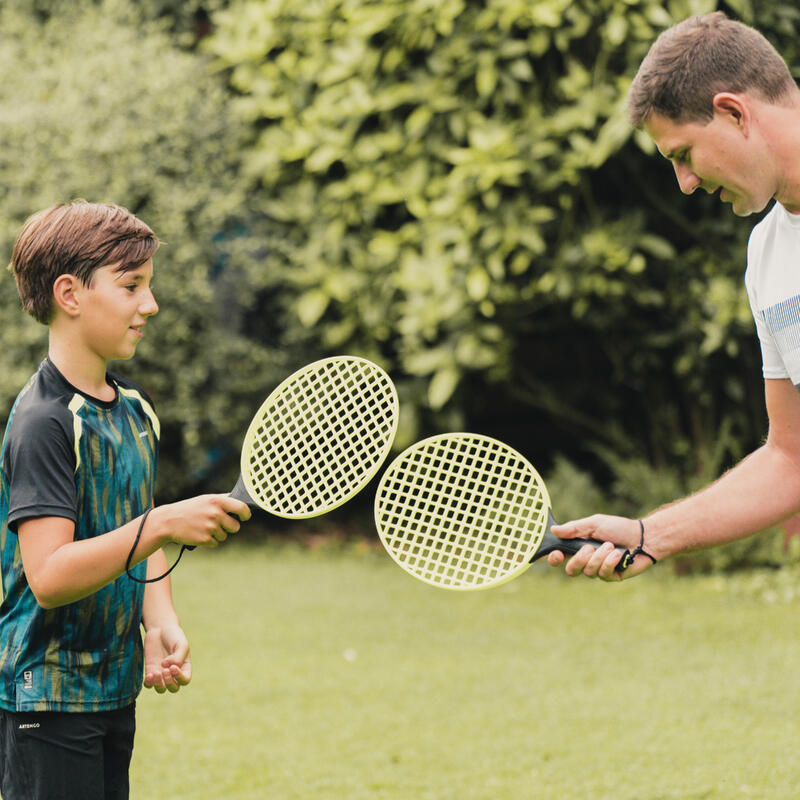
[746,203,794,287]
[749,202,783,245]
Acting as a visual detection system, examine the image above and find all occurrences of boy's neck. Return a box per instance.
[48,334,115,402]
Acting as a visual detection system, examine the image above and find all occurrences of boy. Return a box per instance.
[0,200,250,799]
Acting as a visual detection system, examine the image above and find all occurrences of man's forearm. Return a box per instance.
[645,442,800,559]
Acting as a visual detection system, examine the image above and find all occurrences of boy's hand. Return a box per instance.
[153,494,251,549]
[144,624,192,694]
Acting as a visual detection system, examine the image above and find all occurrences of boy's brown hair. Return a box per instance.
[8,200,160,324]
[628,12,796,128]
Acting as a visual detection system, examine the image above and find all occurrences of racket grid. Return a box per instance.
[375,434,550,589]
[243,357,398,517]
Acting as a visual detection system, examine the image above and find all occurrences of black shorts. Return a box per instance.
[0,704,136,800]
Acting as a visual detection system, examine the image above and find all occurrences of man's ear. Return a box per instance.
[712,92,750,133]
[52,274,82,317]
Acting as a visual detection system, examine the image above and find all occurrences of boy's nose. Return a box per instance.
[140,289,158,316]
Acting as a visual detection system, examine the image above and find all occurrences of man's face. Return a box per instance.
[644,107,775,217]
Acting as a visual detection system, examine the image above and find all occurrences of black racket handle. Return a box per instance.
[534,528,632,573]
[226,474,254,524]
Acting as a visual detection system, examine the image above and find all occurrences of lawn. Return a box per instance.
[131,541,800,799]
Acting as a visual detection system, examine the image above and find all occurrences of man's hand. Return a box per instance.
[546,515,658,581]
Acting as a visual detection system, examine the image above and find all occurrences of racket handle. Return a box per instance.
[536,529,632,573]
[230,474,251,505]
[228,474,260,522]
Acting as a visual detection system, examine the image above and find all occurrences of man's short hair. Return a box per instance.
[628,12,796,128]
[8,200,160,324]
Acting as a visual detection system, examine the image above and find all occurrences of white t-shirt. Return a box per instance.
[745,201,800,387]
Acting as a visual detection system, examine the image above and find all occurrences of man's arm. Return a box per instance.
[547,378,800,578]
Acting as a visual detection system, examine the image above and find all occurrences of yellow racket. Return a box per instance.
[374,433,631,591]
[230,355,399,518]
[129,356,399,581]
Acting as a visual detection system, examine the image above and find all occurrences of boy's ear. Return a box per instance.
[52,274,82,317]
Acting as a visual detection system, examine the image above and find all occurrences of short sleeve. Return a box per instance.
[4,404,78,532]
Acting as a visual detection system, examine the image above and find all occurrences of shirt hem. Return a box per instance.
[0,690,141,713]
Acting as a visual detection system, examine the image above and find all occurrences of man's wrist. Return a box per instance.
[639,516,670,561]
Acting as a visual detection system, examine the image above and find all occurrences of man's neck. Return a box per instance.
[760,97,800,213]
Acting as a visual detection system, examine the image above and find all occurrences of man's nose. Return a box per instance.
[673,161,701,194]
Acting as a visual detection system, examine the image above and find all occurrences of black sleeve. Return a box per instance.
[4,403,77,533]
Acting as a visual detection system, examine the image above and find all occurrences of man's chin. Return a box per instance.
[720,193,761,217]
[724,191,763,217]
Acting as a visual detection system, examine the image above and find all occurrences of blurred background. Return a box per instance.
[2,0,799,572]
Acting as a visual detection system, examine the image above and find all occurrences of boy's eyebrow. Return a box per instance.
[115,270,151,284]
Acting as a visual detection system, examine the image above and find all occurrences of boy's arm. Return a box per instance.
[18,494,249,608]
[141,550,191,694]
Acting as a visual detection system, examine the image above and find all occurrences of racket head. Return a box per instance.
[240,356,399,519]
[374,433,551,591]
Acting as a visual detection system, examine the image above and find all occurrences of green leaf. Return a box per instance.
[428,367,460,409]
[296,289,330,327]
[466,267,490,301]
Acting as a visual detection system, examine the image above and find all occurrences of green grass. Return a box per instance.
[131,541,800,799]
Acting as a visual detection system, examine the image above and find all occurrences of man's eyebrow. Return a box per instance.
[661,146,686,161]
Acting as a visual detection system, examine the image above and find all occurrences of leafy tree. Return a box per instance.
[0,0,292,498]
[206,0,799,480]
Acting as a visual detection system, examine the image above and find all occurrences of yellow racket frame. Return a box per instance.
[240,356,399,519]
[374,433,551,590]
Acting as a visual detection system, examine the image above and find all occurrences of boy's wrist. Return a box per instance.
[143,506,170,550]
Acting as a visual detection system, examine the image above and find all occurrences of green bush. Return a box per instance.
[4,0,800,569]
[0,0,292,498]
[203,0,800,566]
[206,0,794,469]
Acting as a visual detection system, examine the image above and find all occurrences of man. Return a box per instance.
[546,12,800,580]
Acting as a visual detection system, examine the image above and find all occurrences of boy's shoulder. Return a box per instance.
[107,369,156,407]
[6,360,158,449]
[1,363,82,480]
[10,359,79,432]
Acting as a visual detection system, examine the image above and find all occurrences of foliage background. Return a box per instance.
[2,0,800,570]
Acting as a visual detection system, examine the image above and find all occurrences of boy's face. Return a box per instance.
[80,258,158,361]
[644,105,775,217]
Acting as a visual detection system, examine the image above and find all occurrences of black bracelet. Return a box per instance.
[125,508,190,584]
[629,519,658,565]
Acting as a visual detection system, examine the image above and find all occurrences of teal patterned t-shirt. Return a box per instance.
[0,358,159,711]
